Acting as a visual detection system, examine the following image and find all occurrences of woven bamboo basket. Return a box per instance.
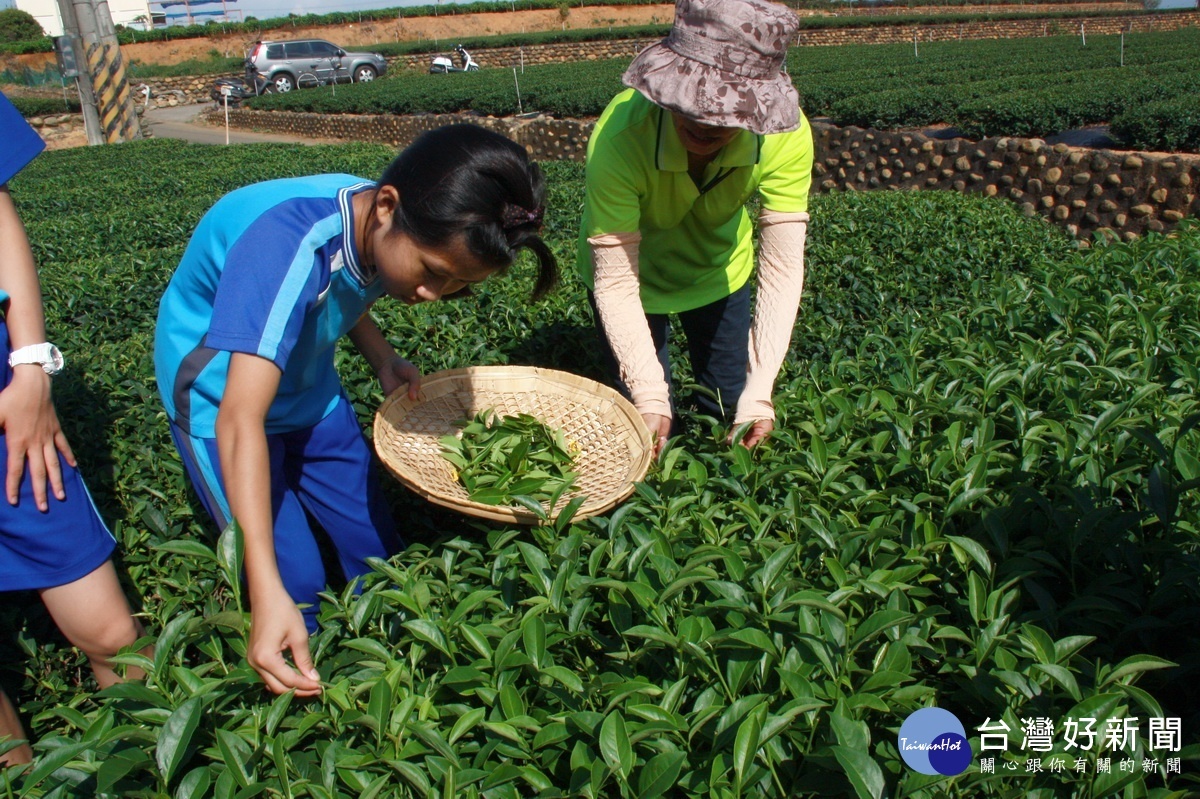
[374,365,653,523]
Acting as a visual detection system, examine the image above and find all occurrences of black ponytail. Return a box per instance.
[378,124,558,299]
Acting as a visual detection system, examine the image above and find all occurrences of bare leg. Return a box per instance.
[0,689,32,766]
[39,560,147,688]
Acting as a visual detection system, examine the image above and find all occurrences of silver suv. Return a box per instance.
[248,39,387,93]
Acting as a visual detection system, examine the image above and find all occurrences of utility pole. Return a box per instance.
[55,0,141,144]
[55,0,101,144]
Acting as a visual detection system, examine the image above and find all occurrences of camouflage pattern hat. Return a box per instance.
[622,0,800,135]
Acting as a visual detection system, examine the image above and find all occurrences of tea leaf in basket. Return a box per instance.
[440,411,579,507]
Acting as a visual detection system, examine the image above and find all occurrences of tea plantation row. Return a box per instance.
[2,139,1198,797]
[7,95,81,117]
[247,28,1200,152]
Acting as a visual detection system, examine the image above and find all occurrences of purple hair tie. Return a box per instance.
[502,202,545,231]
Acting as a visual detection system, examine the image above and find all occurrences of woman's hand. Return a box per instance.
[377,355,421,400]
[730,419,774,449]
[0,367,74,510]
[642,412,671,456]
[247,585,322,696]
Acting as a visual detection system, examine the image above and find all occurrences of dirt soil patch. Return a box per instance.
[12,4,674,70]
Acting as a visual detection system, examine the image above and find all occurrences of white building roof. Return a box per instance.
[15,0,152,37]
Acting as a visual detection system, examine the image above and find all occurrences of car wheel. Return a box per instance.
[354,65,377,83]
[273,73,295,93]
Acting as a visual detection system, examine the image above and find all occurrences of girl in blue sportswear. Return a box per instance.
[0,93,145,765]
[155,124,556,695]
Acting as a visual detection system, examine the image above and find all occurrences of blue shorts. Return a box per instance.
[169,394,402,631]
[0,321,115,592]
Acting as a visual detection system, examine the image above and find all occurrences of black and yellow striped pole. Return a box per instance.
[57,0,141,144]
[84,38,139,143]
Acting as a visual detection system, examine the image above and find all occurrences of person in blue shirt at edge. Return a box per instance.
[0,93,147,766]
[154,124,557,696]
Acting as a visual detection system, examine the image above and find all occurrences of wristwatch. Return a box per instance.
[8,343,65,376]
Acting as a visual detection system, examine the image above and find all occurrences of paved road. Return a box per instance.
[141,102,334,146]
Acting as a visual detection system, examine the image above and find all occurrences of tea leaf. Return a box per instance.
[156,696,203,786]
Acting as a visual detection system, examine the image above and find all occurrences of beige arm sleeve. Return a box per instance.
[589,232,671,418]
[734,210,810,425]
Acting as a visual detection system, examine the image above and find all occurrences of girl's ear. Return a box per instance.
[374,184,400,226]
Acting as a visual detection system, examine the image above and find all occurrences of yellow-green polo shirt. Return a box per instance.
[576,88,813,315]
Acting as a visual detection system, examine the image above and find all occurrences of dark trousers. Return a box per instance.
[588,282,751,422]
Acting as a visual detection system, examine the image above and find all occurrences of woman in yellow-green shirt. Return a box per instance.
[577,0,813,451]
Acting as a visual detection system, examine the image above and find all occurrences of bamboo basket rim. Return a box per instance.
[373,365,653,523]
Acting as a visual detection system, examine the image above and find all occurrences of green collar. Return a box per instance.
[654,106,762,174]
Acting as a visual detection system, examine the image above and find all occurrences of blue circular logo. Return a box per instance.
[898,708,972,776]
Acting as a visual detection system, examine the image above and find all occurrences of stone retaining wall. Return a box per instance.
[135,75,214,106]
[812,126,1197,241]
[210,107,1197,242]
[26,112,85,143]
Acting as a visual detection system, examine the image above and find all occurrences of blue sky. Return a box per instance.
[216,0,482,23]
[241,0,408,20]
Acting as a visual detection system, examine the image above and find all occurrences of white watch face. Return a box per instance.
[46,344,64,375]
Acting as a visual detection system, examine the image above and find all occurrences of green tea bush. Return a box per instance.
[1110,96,1200,154]
[952,69,1200,142]
[5,94,80,117]
[246,59,627,119]
[1,140,1197,797]
[795,28,1200,149]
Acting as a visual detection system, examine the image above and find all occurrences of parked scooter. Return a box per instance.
[429,45,479,74]
[211,59,275,106]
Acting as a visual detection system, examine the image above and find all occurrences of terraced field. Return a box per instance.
[246,27,1200,151]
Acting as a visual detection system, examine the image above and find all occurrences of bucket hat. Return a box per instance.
[622,0,800,135]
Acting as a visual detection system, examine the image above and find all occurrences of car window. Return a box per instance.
[309,41,339,57]
[285,41,314,58]
[265,44,284,59]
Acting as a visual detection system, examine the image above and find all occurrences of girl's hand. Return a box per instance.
[247,586,322,696]
[642,412,671,457]
[730,419,774,449]
[0,367,74,511]
[377,356,421,400]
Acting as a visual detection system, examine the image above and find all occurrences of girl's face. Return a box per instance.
[375,229,496,305]
[670,112,739,158]
[365,185,499,304]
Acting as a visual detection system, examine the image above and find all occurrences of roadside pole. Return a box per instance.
[56,0,142,144]
[54,0,101,144]
[222,86,232,144]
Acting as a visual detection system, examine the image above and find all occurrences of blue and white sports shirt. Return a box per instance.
[154,175,384,438]
[0,93,44,188]
[1,92,47,306]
